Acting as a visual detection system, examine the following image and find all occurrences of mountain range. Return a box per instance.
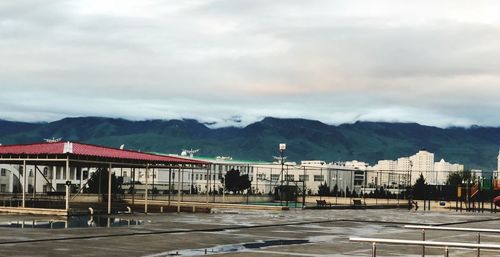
[0,117,499,171]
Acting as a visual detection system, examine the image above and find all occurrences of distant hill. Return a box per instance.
[0,117,499,171]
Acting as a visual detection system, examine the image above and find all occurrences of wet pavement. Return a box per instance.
[0,209,498,256]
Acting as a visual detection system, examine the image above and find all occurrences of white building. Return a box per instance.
[409,149,435,184]
[433,159,464,185]
[368,160,398,187]
[367,150,464,186]
[396,157,412,185]
[0,164,93,194]
[120,158,366,196]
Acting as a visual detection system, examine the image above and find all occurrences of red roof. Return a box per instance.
[0,142,209,165]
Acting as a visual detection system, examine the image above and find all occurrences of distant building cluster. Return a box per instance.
[0,148,482,196]
[366,149,465,186]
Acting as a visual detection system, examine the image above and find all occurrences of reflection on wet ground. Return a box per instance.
[0,215,147,229]
[146,239,311,257]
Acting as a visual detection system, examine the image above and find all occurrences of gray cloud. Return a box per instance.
[1,0,500,127]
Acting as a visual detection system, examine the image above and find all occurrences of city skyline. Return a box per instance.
[1,1,500,127]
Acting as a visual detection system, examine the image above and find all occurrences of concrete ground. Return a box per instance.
[0,209,498,256]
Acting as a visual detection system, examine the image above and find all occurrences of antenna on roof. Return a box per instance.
[44,137,62,143]
[182,149,200,158]
[273,156,287,164]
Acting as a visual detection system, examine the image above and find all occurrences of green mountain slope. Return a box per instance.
[0,117,499,171]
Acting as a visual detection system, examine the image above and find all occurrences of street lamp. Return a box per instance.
[279,143,286,206]
[462,178,469,211]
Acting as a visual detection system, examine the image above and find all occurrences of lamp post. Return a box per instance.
[463,179,469,212]
[279,143,286,206]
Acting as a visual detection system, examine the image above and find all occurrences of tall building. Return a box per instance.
[368,160,397,187]
[396,157,412,185]
[409,149,435,184]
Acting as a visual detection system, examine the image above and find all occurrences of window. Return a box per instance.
[1,169,6,176]
[299,175,309,181]
[271,174,280,181]
[285,175,294,181]
[123,171,128,177]
[43,167,48,176]
[83,170,89,180]
[314,175,324,182]
[0,184,6,192]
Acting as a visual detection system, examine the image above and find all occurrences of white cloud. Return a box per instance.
[1,0,500,127]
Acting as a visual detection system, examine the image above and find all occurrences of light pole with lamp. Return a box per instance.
[463,178,469,212]
[279,143,286,206]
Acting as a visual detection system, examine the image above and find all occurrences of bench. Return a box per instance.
[316,199,332,207]
[352,199,366,207]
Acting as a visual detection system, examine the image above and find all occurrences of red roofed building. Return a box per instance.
[0,141,208,166]
[0,141,210,215]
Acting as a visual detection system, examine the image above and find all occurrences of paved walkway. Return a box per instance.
[0,209,498,256]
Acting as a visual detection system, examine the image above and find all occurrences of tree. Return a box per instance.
[318,182,330,196]
[345,186,351,197]
[222,169,251,194]
[447,170,472,186]
[332,184,339,196]
[413,174,427,199]
[84,169,124,196]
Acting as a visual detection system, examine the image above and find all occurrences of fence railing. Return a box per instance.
[404,225,500,256]
[349,236,500,257]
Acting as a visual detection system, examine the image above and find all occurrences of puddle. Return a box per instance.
[243,239,309,249]
[0,216,147,229]
[146,239,311,257]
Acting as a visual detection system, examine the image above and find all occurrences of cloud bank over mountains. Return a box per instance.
[1,0,500,127]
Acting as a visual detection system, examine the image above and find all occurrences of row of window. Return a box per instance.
[0,166,334,183]
[262,174,324,182]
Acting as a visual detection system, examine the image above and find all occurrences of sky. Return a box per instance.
[1,0,500,128]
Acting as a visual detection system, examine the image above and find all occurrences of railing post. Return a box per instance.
[422,229,426,256]
[444,246,449,257]
[477,232,481,257]
[372,242,377,257]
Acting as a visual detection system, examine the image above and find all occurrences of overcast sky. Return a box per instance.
[1,0,500,127]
